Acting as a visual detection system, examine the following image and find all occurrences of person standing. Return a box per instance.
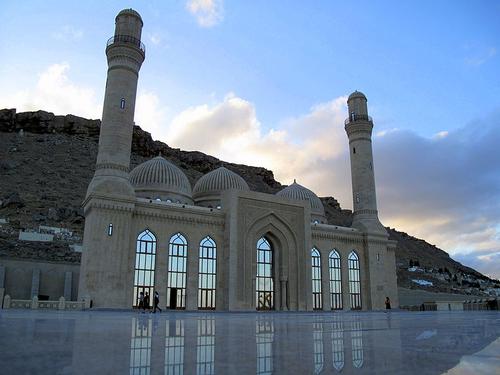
[385,297,392,310]
[138,291,145,313]
[144,292,150,312]
[153,291,162,313]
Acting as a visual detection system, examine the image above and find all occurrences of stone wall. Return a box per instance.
[0,258,79,301]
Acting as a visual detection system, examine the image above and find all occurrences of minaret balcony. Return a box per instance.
[106,35,145,55]
[344,114,372,125]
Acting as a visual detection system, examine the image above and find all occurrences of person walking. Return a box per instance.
[153,291,162,313]
[385,296,392,310]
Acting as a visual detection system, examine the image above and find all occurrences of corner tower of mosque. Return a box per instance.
[78,9,398,311]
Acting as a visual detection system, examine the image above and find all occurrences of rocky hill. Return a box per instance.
[1,109,498,296]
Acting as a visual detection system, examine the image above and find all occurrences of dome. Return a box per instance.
[276,181,326,219]
[117,8,143,22]
[193,166,250,207]
[129,156,193,204]
[348,91,367,101]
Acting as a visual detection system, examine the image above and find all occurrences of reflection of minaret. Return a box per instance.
[196,317,216,374]
[165,320,185,375]
[256,318,274,375]
[130,317,152,374]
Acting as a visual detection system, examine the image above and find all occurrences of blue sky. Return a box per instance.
[0,0,499,278]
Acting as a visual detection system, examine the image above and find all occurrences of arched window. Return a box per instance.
[329,250,342,310]
[311,248,322,310]
[167,233,188,309]
[348,251,361,309]
[198,236,217,310]
[256,237,274,310]
[133,230,156,308]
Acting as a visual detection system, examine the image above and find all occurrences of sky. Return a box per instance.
[0,1,499,279]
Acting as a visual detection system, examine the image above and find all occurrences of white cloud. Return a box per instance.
[148,33,162,46]
[0,63,100,119]
[186,0,224,27]
[166,93,350,199]
[52,25,83,41]
[0,63,167,134]
[135,90,168,136]
[464,46,497,66]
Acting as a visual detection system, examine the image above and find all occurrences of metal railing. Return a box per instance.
[344,114,372,125]
[106,35,145,54]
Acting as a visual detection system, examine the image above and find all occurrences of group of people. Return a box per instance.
[138,291,162,313]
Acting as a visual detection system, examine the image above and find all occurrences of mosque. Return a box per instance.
[78,9,398,311]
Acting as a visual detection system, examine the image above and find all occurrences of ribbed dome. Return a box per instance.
[193,167,249,201]
[348,90,367,101]
[129,156,192,203]
[276,181,325,217]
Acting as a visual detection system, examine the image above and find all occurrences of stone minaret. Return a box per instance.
[79,9,145,308]
[86,9,145,198]
[345,91,386,234]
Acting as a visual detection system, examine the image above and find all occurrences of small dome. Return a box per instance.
[117,8,143,22]
[129,156,192,203]
[348,91,367,101]
[276,181,325,218]
[193,166,249,206]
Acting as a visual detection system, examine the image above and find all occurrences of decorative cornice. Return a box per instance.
[95,162,130,173]
[311,229,364,244]
[353,209,378,216]
[134,207,225,227]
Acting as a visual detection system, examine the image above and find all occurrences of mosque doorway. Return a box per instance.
[169,288,178,309]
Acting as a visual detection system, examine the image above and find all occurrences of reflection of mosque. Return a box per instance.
[8,313,500,374]
[129,315,368,374]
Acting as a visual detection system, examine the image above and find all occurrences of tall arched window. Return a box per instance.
[311,248,322,310]
[167,233,188,309]
[133,229,156,307]
[329,250,342,310]
[256,237,274,310]
[198,236,217,310]
[348,251,361,309]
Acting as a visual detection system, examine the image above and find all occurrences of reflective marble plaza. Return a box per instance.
[0,311,499,374]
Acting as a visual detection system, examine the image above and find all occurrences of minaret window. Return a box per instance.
[107,223,113,236]
[348,251,362,309]
[311,248,323,310]
[120,98,125,109]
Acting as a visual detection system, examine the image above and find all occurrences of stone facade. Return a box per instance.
[77,9,399,311]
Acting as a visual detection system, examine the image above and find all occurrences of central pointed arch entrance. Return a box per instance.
[244,211,304,311]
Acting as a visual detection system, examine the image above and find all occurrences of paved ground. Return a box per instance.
[0,310,499,374]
